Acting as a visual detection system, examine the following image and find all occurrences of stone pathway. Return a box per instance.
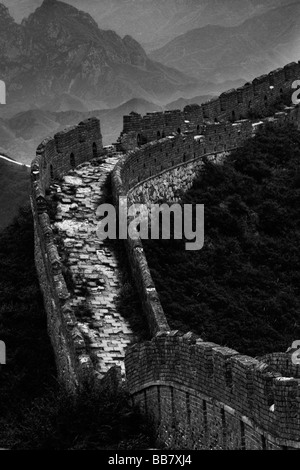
[50,156,136,379]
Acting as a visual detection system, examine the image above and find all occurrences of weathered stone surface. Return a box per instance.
[50,156,135,380]
[118,62,300,151]
[31,64,300,448]
[112,89,300,449]
[126,335,300,449]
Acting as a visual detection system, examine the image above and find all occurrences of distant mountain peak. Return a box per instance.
[1,0,194,110]
[0,2,15,23]
[24,0,99,31]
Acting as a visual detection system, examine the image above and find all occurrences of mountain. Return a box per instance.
[150,1,300,84]
[2,0,295,50]
[0,95,162,231]
[0,98,164,164]
[0,157,30,231]
[0,0,196,111]
[164,95,214,111]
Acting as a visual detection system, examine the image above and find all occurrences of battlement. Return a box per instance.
[30,118,103,391]
[112,98,300,348]
[114,107,299,205]
[32,118,102,193]
[111,63,300,448]
[31,60,300,447]
[126,333,300,449]
[119,61,300,151]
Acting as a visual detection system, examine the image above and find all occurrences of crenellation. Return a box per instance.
[30,118,104,391]
[113,78,300,447]
[284,61,300,80]
[119,62,300,151]
[117,106,297,208]
[31,61,300,448]
[125,334,300,447]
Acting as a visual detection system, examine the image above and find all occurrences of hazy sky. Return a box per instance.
[2,0,296,24]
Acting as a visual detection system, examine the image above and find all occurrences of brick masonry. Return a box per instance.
[118,61,300,151]
[49,157,136,381]
[125,332,300,449]
[31,62,300,447]
[111,63,300,449]
[31,118,104,391]
[31,118,139,392]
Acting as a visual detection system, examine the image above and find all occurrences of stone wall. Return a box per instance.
[31,118,103,391]
[33,118,102,191]
[126,333,300,449]
[116,109,299,198]
[111,167,170,337]
[112,107,299,338]
[261,352,300,380]
[111,68,300,448]
[119,61,300,151]
[30,61,300,446]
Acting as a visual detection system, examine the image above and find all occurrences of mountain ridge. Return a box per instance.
[2,0,296,50]
[0,97,165,163]
[0,0,196,110]
[150,1,300,83]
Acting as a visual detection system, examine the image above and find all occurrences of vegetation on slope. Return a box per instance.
[0,206,155,449]
[0,158,29,231]
[144,123,300,357]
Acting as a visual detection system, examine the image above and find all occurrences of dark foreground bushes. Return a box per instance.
[0,206,155,449]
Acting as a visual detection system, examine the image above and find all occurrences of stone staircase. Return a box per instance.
[49,156,136,380]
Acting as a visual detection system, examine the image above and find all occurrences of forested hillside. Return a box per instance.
[0,158,30,230]
[144,124,300,357]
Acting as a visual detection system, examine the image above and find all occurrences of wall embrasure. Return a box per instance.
[118,61,300,152]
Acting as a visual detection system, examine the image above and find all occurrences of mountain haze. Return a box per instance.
[2,0,295,50]
[150,2,300,83]
[0,98,165,164]
[0,0,195,111]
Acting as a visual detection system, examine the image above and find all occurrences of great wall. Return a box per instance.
[31,61,300,449]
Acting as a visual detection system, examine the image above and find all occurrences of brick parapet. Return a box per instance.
[111,67,300,448]
[119,61,300,151]
[125,333,300,449]
[30,118,103,392]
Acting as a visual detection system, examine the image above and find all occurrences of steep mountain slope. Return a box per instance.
[0,0,195,110]
[150,1,300,83]
[2,0,295,50]
[0,157,30,231]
